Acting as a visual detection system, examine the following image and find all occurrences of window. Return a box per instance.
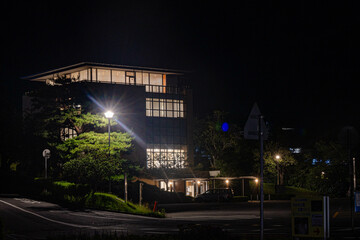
[60,128,77,141]
[150,73,162,85]
[112,70,125,84]
[146,98,185,118]
[149,74,164,93]
[80,70,88,81]
[147,146,187,168]
[126,72,135,85]
[97,69,111,83]
[71,72,80,82]
[136,72,143,85]
[92,69,97,81]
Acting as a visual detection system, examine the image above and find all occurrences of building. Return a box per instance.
[23,62,215,196]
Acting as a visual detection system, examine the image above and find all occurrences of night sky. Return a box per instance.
[2,1,360,134]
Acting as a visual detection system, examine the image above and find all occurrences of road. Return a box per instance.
[0,196,360,239]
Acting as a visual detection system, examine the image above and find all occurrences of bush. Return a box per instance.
[51,181,92,207]
[32,179,91,207]
[85,192,165,218]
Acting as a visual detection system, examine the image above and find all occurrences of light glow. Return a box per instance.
[104,110,114,119]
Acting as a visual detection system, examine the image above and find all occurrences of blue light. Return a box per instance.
[221,122,229,132]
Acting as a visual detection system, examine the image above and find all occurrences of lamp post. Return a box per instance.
[104,110,114,153]
[104,110,114,192]
[275,154,280,186]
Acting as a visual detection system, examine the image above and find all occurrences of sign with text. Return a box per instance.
[291,196,330,238]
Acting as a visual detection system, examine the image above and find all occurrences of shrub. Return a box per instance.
[85,192,165,218]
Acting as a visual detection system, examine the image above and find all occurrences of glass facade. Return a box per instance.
[146,98,184,118]
[147,146,187,168]
[53,68,170,93]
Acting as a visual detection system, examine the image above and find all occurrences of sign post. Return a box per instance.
[355,192,360,213]
[42,149,50,179]
[139,182,143,206]
[244,103,268,240]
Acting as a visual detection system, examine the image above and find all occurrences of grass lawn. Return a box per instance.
[85,192,165,218]
[249,182,319,199]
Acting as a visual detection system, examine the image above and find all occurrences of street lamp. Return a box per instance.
[225,179,229,188]
[104,110,114,153]
[275,154,281,186]
[104,110,114,193]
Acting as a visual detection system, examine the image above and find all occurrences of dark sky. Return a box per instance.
[2,1,360,133]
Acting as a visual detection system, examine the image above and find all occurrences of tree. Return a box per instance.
[58,131,134,189]
[22,74,135,181]
[288,141,348,196]
[194,111,240,169]
[253,141,297,185]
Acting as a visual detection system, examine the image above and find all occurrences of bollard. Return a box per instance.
[153,201,157,212]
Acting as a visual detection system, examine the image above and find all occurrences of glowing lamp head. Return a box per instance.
[275,155,280,160]
[104,110,114,119]
[197,180,201,185]
[255,178,259,184]
[225,179,229,184]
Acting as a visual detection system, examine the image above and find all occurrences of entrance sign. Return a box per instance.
[291,196,330,239]
[244,103,268,140]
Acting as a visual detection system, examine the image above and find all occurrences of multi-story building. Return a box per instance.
[23,62,207,196]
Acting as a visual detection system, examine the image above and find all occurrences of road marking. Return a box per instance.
[0,199,97,229]
[332,211,339,218]
[14,198,41,204]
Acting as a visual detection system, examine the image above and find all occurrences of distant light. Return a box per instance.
[312,159,318,165]
[290,148,301,154]
[282,127,295,131]
[275,155,280,160]
[169,182,173,185]
[221,122,229,132]
[225,179,229,184]
[104,110,114,119]
[197,180,201,185]
[255,178,259,184]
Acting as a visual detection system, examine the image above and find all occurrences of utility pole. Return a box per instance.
[244,103,268,240]
[259,115,264,240]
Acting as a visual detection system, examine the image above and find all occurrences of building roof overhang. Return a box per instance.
[21,62,186,82]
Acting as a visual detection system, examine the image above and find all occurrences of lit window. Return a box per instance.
[146,98,185,118]
[71,72,80,81]
[112,70,125,84]
[80,70,88,81]
[147,146,187,169]
[60,128,77,141]
[97,69,111,83]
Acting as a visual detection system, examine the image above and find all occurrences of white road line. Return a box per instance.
[0,199,97,229]
[14,198,41,204]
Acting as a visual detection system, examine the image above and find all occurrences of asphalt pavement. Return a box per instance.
[1,196,360,239]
